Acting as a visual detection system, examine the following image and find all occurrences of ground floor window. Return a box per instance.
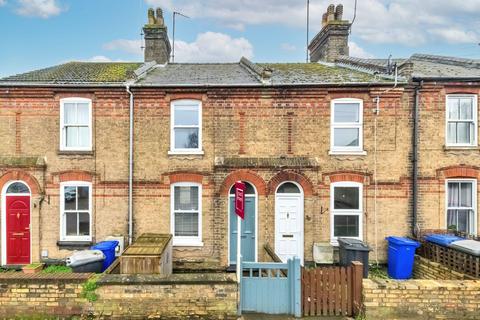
[446,180,476,235]
[171,182,202,246]
[60,182,92,241]
[330,182,362,243]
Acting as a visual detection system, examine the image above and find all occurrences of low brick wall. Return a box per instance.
[0,273,91,318]
[363,278,480,320]
[413,255,476,280]
[0,272,237,319]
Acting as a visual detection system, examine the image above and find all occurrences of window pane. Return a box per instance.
[460,183,473,207]
[447,182,459,207]
[334,128,359,147]
[456,122,471,144]
[447,123,457,144]
[77,103,89,124]
[64,103,77,124]
[174,212,198,236]
[174,106,199,126]
[447,98,459,120]
[334,187,360,209]
[78,127,90,147]
[78,212,90,236]
[229,182,255,195]
[77,187,89,210]
[174,128,199,149]
[277,182,301,193]
[6,182,29,194]
[334,215,359,237]
[65,213,78,236]
[65,127,78,147]
[459,99,473,120]
[64,186,77,210]
[457,210,469,233]
[334,103,359,123]
[174,186,199,211]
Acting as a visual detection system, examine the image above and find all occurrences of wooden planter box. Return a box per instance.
[22,263,44,274]
[120,233,172,275]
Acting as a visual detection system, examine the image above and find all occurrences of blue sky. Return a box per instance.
[1,0,480,77]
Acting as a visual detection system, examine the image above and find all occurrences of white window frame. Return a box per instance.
[445,179,477,235]
[330,98,364,154]
[169,100,203,155]
[170,182,203,246]
[330,181,363,245]
[59,97,93,151]
[59,181,92,242]
[445,94,478,147]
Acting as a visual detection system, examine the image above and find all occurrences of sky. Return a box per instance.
[1,0,480,77]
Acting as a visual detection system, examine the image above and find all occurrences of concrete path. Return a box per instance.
[241,313,352,320]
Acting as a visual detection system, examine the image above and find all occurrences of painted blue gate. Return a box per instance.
[240,258,301,317]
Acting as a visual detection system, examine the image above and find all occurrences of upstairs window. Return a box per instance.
[60,182,92,241]
[330,182,363,243]
[331,98,363,153]
[60,98,92,151]
[170,100,202,153]
[446,95,477,147]
[446,180,476,235]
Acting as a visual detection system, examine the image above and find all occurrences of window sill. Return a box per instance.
[168,150,205,156]
[172,240,204,247]
[328,150,367,156]
[443,145,479,151]
[57,150,94,156]
[57,241,93,250]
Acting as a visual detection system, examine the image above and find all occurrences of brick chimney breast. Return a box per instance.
[308,3,350,63]
[143,7,171,64]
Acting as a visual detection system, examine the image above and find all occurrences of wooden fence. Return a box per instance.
[301,261,363,317]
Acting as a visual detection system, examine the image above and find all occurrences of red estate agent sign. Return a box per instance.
[234,181,246,220]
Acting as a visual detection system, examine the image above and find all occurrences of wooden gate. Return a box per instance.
[301,261,363,317]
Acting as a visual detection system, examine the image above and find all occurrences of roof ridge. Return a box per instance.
[411,53,480,68]
[239,57,263,83]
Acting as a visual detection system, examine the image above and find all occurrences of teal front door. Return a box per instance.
[230,196,256,264]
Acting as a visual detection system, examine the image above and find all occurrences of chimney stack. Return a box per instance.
[143,8,171,64]
[308,3,350,63]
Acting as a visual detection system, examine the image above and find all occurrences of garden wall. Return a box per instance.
[363,278,480,320]
[0,272,237,319]
[413,255,476,280]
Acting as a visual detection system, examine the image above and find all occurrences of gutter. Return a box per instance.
[126,82,134,245]
[412,81,422,237]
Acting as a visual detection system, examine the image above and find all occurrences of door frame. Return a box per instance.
[1,180,32,265]
[275,181,304,264]
[227,182,258,264]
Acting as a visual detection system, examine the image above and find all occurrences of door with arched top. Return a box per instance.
[4,181,31,265]
[275,182,304,264]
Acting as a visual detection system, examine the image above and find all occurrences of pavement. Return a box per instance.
[241,314,352,320]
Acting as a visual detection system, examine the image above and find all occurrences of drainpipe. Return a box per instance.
[126,84,134,245]
[412,81,422,237]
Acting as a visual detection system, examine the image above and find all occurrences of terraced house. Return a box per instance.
[0,5,479,270]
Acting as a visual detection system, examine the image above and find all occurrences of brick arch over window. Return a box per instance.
[58,171,93,182]
[167,172,205,184]
[0,170,41,195]
[437,165,480,180]
[326,171,370,185]
[219,170,267,196]
[268,171,314,196]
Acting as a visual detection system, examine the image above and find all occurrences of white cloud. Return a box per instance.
[0,0,7,6]
[144,0,480,47]
[349,42,375,59]
[104,39,143,56]
[87,55,113,62]
[174,32,253,62]
[280,43,297,52]
[104,32,253,63]
[16,0,63,18]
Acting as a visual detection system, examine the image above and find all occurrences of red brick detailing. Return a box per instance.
[15,112,21,155]
[327,171,368,184]
[239,112,245,154]
[0,170,41,195]
[287,112,294,154]
[444,88,480,95]
[167,93,205,102]
[58,171,93,182]
[168,172,204,184]
[219,170,267,196]
[437,165,480,179]
[267,171,314,196]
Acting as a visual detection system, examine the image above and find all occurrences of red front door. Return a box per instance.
[6,196,30,265]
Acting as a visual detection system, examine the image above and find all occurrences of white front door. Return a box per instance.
[275,195,304,264]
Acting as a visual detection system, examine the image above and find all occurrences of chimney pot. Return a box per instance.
[322,13,328,27]
[327,4,335,22]
[335,4,343,20]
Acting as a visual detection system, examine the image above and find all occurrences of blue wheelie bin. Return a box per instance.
[91,240,119,272]
[385,236,420,279]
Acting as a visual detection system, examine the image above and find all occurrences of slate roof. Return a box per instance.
[337,54,480,80]
[0,62,142,85]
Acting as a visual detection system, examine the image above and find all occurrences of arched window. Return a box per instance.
[6,182,29,194]
[277,182,301,194]
[229,182,256,195]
